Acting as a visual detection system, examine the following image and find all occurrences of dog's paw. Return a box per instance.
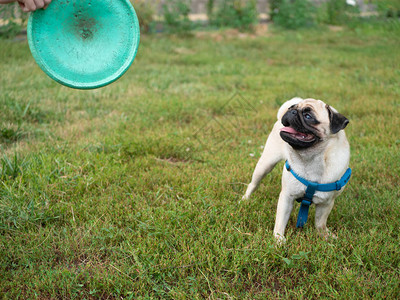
[318,228,337,240]
[326,230,337,240]
[239,194,249,204]
[274,233,286,246]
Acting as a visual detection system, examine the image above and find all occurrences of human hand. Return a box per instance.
[17,0,52,12]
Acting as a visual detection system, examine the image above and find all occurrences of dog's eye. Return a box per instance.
[304,113,313,120]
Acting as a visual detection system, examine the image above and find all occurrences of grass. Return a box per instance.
[1,21,400,298]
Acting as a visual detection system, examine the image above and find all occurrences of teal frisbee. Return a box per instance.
[27,0,140,89]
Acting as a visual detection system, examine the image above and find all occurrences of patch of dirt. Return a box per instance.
[329,25,344,32]
[155,157,190,164]
[195,23,271,41]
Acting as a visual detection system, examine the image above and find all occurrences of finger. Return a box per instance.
[33,0,45,9]
[18,1,29,12]
[21,0,37,12]
[43,0,51,10]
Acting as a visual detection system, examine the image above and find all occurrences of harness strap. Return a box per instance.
[296,198,312,228]
[285,161,352,228]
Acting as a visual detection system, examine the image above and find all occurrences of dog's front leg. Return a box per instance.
[273,191,294,243]
[242,156,279,200]
[242,124,284,200]
[315,199,336,239]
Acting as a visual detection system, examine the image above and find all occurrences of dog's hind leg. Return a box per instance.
[242,122,285,200]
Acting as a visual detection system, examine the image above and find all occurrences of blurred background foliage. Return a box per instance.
[272,0,316,29]
[207,0,258,31]
[0,3,28,39]
[131,0,157,33]
[375,0,400,17]
[162,0,193,35]
[0,0,400,38]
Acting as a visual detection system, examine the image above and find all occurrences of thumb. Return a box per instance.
[17,1,29,12]
[18,1,29,12]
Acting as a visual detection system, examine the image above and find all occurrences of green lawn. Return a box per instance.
[1,22,400,299]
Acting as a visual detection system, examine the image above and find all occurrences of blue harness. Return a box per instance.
[285,161,352,228]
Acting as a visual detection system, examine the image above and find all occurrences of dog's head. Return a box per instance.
[279,98,349,150]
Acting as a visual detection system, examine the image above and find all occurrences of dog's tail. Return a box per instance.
[277,97,303,120]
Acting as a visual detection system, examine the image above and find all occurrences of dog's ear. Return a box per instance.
[326,105,349,134]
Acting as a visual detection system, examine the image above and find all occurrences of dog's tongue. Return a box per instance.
[280,127,300,135]
[281,127,314,141]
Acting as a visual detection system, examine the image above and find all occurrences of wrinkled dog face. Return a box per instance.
[280,99,349,150]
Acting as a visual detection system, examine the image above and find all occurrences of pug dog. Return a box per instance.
[242,98,350,242]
